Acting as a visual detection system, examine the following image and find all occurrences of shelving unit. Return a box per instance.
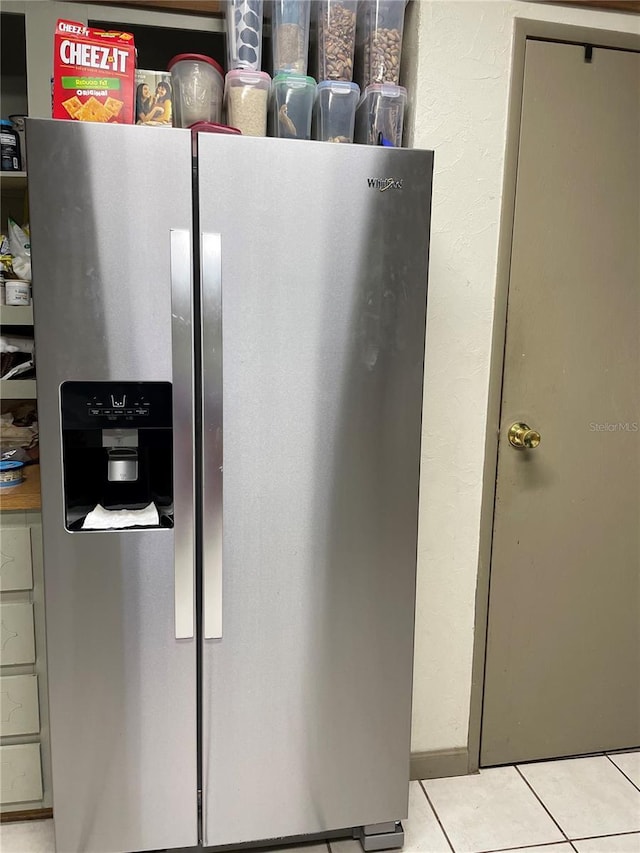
[0,171,28,189]
[0,5,50,821]
[0,379,36,398]
[0,305,33,325]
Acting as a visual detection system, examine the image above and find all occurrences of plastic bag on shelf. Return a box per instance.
[1,356,34,379]
[0,234,11,274]
[7,218,31,282]
[1,334,35,380]
[1,333,34,354]
[0,409,39,464]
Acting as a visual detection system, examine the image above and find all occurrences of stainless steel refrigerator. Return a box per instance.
[27,119,433,853]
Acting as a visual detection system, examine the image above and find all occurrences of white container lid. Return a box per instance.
[359,83,407,105]
[273,73,316,92]
[225,69,271,90]
[316,81,360,97]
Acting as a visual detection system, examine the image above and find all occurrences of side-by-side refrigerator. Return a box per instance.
[27,118,433,853]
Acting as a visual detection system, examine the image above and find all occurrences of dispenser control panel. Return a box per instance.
[61,381,172,429]
[88,391,149,418]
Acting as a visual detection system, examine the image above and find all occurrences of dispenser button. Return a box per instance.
[89,408,101,416]
[135,408,149,416]
[125,409,135,415]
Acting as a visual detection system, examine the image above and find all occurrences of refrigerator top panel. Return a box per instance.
[197,134,433,846]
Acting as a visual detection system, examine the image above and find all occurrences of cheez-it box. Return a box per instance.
[53,20,136,124]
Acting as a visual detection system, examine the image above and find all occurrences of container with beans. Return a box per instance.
[317,1,358,82]
[358,0,407,88]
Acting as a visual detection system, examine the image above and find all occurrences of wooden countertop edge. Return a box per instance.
[0,808,53,823]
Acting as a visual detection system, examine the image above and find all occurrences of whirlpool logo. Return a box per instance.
[367,177,404,192]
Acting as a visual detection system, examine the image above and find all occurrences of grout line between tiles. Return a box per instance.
[571,830,640,842]
[514,765,572,845]
[418,780,455,853]
[469,839,576,853]
[604,753,640,795]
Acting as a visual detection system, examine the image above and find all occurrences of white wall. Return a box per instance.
[409,0,639,755]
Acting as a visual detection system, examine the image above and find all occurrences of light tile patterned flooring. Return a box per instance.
[1,752,638,853]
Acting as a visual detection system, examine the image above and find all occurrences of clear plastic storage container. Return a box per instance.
[353,1,371,89]
[271,73,316,140]
[225,70,270,137]
[314,80,359,143]
[168,54,224,127]
[355,83,406,147]
[358,0,406,87]
[272,0,311,75]
[226,0,264,71]
[317,0,358,82]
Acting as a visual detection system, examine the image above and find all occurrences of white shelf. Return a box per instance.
[0,172,27,191]
[0,305,33,325]
[0,379,36,399]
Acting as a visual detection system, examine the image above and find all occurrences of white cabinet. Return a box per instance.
[0,603,35,666]
[0,514,51,815]
[1,674,40,736]
[0,743,43,804]
[0,527,33,592]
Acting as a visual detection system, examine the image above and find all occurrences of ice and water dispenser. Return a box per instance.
[60,382,173,531]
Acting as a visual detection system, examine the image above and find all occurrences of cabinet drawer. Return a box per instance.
[0,674,39,736]
[0,743,42,804]
[0,528,33,591]
[0,603,35,666]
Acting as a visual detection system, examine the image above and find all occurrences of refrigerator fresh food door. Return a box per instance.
[198,135,433,847]
[27,120,198,853]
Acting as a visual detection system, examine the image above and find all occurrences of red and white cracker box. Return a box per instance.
[53,20,136,124]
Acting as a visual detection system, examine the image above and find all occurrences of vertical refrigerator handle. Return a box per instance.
[201,233,223,640]
[171,229,195,640]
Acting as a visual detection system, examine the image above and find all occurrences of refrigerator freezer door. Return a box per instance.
[199,136,433,846]
[27,120,198,853]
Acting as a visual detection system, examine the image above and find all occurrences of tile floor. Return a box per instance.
[1,752,638,853]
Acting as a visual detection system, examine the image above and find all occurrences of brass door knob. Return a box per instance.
[508,422,541,449]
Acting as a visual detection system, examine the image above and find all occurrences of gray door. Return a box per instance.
[27,121,198,852]
[198,136,433,846]
[481,41,640,766]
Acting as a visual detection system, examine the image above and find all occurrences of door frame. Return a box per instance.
[467,18,640,774]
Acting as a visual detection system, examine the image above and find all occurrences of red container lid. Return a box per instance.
[168,53,224,78]
[189,121,242,135]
